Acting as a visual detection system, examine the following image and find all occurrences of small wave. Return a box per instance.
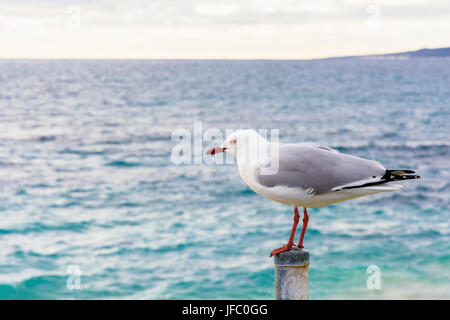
[210,188,258,198]
[0,275,70,299]
[59,148,106,156]
[96,220,142,229]
[97,139,131,145]
[15,189,27,196]
[99,243,195,257]
[106,160,143,167]
[399,230,443,239]
[118,202,142,208]
[0,221,92,235]
[37,135,57,142]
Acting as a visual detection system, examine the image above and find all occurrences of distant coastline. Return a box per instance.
[326,47,450,60]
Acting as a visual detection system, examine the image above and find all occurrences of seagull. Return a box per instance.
[207,129,420,257]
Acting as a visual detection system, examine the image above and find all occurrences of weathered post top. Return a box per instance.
[274,247,310,300]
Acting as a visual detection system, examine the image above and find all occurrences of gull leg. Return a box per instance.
[270,207,300,257]
[297,207,309,249]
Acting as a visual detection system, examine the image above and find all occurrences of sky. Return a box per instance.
[1,0,449,59]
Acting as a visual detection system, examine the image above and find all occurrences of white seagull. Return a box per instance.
[207,129,420,257]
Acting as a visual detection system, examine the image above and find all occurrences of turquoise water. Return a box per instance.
[0,59,448,299]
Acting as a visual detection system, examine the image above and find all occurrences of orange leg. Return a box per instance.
[270,207,300,257]
[297,207,309,249]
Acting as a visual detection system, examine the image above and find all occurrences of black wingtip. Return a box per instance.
[388,169,416,175]
[384,169,420,181]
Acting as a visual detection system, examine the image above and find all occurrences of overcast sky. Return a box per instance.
[1,0,449,59]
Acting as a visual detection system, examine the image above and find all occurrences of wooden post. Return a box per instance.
[274,247,310,300]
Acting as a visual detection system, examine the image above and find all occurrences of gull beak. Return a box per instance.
[206,146,226,155]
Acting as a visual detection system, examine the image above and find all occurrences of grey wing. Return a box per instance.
[257,143,386,194]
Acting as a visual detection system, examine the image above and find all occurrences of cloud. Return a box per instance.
[194,3,240,16]
[0,0,449,58]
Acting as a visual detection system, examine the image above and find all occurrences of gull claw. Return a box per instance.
[269,243,293,257]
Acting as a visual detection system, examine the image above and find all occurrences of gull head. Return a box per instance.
[206,129,268,160]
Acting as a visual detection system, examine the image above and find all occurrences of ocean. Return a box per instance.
[0,58,448,299]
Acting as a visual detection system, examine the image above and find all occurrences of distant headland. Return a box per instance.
[327,47,450,60]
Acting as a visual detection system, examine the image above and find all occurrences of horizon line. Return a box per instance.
[1,46,448,61]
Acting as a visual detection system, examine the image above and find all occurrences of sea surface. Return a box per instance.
[0,58,448,299]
